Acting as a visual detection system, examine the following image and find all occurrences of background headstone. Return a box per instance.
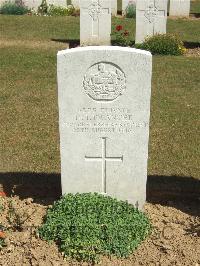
[111,0,118,15]
[169,0,190,17]
[135,0,168,44]
[80,0,112,46]
[22,0,67,10]
[57,46,152,209]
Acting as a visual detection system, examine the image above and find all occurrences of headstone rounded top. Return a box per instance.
[57,46,152,57]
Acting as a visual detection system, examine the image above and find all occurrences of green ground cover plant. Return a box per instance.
[39,193,151,263]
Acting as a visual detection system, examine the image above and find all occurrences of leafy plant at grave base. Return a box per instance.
[125,1,136,18]
[112,24,133,47]
[0,0,29,15]
[135,33,186,55]
[47,4,75,16]
[39,193,151,263]
[38,0,48,15]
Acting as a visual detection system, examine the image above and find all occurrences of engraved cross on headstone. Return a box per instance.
[85,137,123,193]
[139,0,166,33]
[82,0,110,36]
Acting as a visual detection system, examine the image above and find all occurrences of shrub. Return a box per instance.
[136,34,186,55]
[0,0,29,15]
[125,1,136,18]
[47,4,75,16]
[112,24,133,47]
[39,193,151,263]
[37,0,48,15]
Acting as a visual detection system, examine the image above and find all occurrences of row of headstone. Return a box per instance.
[71,0,191,17]
[70,0,191,17]
[72,0,134,15]
[80,0,168,45]
[0,0,191,17]
[79,0,191,45]
[0,0,132,15]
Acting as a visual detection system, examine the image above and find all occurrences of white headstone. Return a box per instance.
[57,46,152,209]
[111,0,118,15]
[70,0,117,15]
[80,0,111,46]
[169,0,190,17]
[136,0,167,44]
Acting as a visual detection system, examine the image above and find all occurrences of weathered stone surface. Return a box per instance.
[111,0,117,15]
[57,46,152,209]
[136,0,167,44]
[169,0,190,17]
[71,0,117,15]
[80,0,111,46]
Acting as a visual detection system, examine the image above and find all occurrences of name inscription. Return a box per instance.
[62,107,148,134]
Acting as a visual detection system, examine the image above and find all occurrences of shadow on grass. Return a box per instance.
[51,38,136,48]
[190,13,200,18]
[51,38,80,48]
[184,41,200,49]
[0,172,199,215]
[147,175,200,217]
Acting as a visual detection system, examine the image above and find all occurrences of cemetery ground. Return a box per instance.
[0,14,200,265]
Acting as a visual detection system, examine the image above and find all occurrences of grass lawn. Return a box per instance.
[0,15,200,180]
[1,15,200,43]
[190,0,200,14]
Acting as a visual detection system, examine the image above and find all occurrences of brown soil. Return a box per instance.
[185,48,200,57]
[0,194,199,266]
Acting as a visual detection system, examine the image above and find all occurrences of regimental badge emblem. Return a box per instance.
[83,62,126,102]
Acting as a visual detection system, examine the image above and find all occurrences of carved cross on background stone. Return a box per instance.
[82,0,110,36]
[139,0,165,33]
